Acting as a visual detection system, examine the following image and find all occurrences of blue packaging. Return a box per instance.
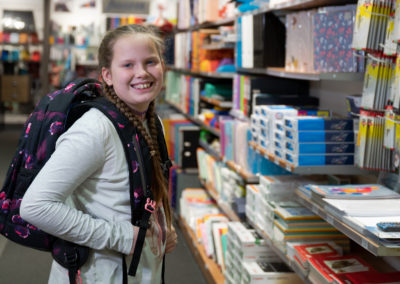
[285,153,354,166]
[285,141,355,154]
[285,130,354,143]
[284,117,354,131]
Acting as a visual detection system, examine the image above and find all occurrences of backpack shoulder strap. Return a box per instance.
[73,97,154,277]
[155,116,172,180]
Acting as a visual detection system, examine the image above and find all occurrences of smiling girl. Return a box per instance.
[20,24,177,284]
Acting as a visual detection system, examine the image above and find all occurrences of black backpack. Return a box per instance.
[0,78,172,284]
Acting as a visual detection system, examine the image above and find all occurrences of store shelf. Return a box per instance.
[200,179,242,222]
[177,216,225,284]
[176,17,235,32]
[242,0,353,15]
[247,219,311,284]
[199,139,222,161]
[165,100,221,136]
[296,189,400,256]
[167,66,235,79]
[249,141,370,175]
[269,0,352,11]
[229,109,251,122]
[0,41,43,46]
[237,67,364,81]
[225,160,259,184]
[200,96,233,108]
[202,43,235,50]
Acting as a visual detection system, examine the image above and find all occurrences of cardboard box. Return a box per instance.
[1,75,31,103]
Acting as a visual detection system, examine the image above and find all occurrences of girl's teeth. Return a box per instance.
[134,83,151,89]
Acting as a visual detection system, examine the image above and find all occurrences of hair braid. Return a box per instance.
[102,84,172,228]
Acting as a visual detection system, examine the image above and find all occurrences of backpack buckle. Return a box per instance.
[144,198,156,213]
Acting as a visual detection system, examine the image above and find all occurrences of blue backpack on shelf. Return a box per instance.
[0,78,171,284]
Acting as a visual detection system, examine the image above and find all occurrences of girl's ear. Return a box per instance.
[102,67,113,86]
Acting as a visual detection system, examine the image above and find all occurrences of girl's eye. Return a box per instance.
[124,63,133,68]
[147,59,157,65]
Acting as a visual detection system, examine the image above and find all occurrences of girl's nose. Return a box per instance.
[134,64,147,77]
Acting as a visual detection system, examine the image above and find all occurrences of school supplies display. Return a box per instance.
[225,222,285,283]
[285,10,315,72]
[292,242,342,277]
[352,0,394,52]
[313,5,361,73]
[272,202,349,254]
[241,261,301,284]
[356,110,395,171]
[239,12,285,69]
[308,254,375,284]
[306,183,400,200]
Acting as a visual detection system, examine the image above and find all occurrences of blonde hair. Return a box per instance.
[98,24,171,228]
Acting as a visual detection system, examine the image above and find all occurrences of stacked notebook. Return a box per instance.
[272,202,350,253]
[302,184,400,241]
[225,222,284,284]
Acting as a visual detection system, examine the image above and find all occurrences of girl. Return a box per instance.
[20,24,177,283]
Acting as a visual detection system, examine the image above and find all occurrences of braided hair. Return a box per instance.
[98,24,171,228]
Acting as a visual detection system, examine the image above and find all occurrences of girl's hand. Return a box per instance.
[130,226,140,255]
[165,225,177,253]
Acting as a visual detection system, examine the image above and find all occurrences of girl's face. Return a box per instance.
[102,34,164,112]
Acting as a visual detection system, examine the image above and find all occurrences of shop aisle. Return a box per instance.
[0,124,206,284]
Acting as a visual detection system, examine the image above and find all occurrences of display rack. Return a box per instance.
[224,160,259,184]
[200,96,233,108]
[198,139,221,161]
[165,100,220,136]
[249,141,369,175]
[176,17,235,32]
[244,0,352,15]
[246,219,311,284]
[177,216,224,284]
[237,67,364,81]
[296,189,400,256]
[202,43,235,50]
[167,66,235,79]
[200,179,242,222]
[170,0,390,282]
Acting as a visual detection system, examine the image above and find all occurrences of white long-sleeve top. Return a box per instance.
[20,108,166,284]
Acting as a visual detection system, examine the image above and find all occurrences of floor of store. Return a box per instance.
[0,123,207,284]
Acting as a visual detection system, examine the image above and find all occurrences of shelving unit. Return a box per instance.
[237,67,365,81]
[249,141,369,175]
[165,100,221,136]
[296,189,400,256]
[167,66,235,79]
[200,179,241,222]
[198,139,221,161]
[224,160,259,184]
[176,17,235,32]
[177,216,225,284]
[200,96,233,108]
[247,219,311,284]
[169,0,400,282]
